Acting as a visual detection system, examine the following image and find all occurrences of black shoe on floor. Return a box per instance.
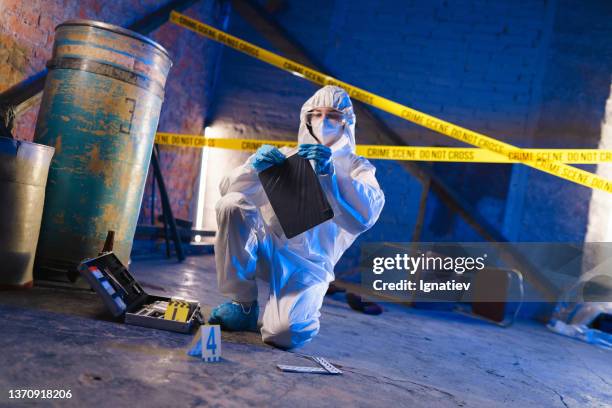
[326,282,347,296]
[346,292,383,315]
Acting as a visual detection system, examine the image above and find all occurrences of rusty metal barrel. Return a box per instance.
[34,20,172,277]
[0,137,54,288]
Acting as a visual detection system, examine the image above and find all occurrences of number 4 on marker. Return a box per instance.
[201,325,221,362]
[207,328,216,354]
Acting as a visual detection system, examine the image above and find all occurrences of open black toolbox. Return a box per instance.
[78,252,204,333]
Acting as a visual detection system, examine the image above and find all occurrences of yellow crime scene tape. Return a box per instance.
[155,133,612,164]
[169,11,612,193]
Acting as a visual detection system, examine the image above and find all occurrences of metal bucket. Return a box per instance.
[33,20,172,276]
[0,137,54,288]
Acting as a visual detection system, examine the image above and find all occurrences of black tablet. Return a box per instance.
[258,153,334,239]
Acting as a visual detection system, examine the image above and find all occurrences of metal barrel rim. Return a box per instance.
[56,19,172,62]
[45,57,166,99]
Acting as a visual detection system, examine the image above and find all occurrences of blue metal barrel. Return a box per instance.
[34,20,172,276]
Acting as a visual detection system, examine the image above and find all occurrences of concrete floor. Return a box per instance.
[1,254,611,407]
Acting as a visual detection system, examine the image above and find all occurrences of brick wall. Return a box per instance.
[508,0,612,242]
[203,0,612,248]
[285,0,548,244]
[201,0,550,256]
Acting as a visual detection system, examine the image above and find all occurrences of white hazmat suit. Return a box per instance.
[214,85,385,349]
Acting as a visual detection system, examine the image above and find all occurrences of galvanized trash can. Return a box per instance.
[33,20,172,277]
[0,137,54,288]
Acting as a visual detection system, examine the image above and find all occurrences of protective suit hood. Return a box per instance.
[298,85,356,154]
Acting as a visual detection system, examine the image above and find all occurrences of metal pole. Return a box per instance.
[151,146,185,261]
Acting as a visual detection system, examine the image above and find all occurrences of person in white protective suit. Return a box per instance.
[208,85,385,349]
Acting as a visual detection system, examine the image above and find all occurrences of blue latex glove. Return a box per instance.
[252,145,286,172]
[208,301,259,332]
[298,144,333,174]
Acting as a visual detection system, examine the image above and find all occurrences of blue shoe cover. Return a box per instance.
[208,301,259,332]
